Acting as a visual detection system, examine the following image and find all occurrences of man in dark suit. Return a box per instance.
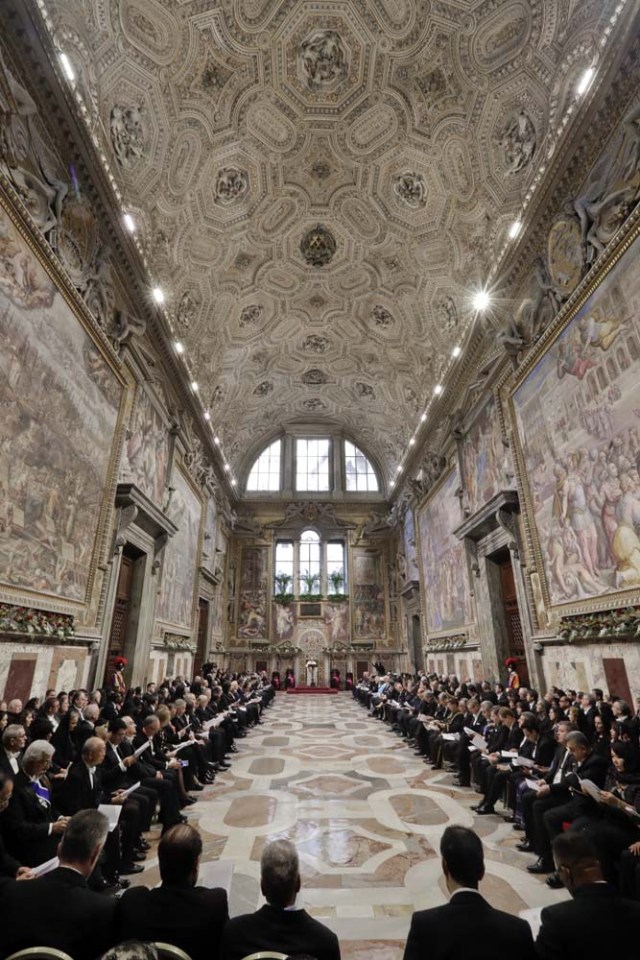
[536,831,640,959]
[220,839,340,960]
[2,740,69,866]
[533,730,609,885]
[118,715,185,832]
[0,809,116,960]
[0,771,34,879]
[117,823,228,960]
[403,825,536,960]
[0,725,26,782]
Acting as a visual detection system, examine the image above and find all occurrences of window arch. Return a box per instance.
[246,439,282,491]
[274,531,347,598]
[344,440,379,492]
[299,529,321,595]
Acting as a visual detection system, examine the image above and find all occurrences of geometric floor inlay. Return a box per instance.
[131,693,569,959]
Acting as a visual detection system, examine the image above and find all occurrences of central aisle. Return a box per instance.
[138,694,569,960]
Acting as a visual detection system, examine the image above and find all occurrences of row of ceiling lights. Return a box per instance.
[49,0,618,500]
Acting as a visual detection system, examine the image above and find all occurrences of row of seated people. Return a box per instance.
[354,670,640,896]
[2,809,640,960]
[0,673,274,889]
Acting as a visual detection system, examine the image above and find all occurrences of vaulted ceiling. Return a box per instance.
[43,0,617,480]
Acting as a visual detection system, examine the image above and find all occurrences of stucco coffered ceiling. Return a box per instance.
[41,0,618,478]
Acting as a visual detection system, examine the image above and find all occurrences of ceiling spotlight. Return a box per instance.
[389,480,395,488]
[409,437,416,446]
[231,478,237,486]
[123,213,136,233]
[396,466,402,474]
[420,412,427,422]
[190,380,199,392]
[509,220,522,239]
[473,290,491,311]
[434,384,443,396]
[577,66,595,96]
[204,411,211,421]
[174,340,184,354]
[214,436,221,445]
[59,53,75,82]
[152,287,165,305]
[452,345,462,358]
[224,463,231,472]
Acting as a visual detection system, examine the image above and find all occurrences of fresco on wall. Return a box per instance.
[512,232,640,605]
[324,601,349,643]
[201,499,218,577]
[402,506,419,580]
[461,397,505,516]
[119,388,170,506]
[211,528,227,639]
[353,551,385,639]
[417,468,473,634]
[0,202,122,603]
[273,602,295,642]
[157,467,201,629]
[237,546,268,639]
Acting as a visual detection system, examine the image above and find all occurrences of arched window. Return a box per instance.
[246,439,282,491]
[299,529,321,595]
[296,438,331,491]
[344,440,379,492]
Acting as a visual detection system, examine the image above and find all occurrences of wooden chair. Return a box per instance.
[239,953,289,960]
[153,944,193,960]
[5,949,73,960]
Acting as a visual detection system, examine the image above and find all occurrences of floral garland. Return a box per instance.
[0,603,75,640]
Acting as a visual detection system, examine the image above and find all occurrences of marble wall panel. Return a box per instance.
[540,642,640,701]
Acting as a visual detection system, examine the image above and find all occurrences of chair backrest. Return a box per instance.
[5,950,74,960]
[239,953,289,960]
[153,944,193,960]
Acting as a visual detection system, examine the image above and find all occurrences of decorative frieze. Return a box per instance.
[0,603,75,641]
[557,607,640,644]
[163,632,196,653]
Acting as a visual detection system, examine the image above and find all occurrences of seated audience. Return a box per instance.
[99,944,158,960]
[536,832,640,959]
[0,770,33,879]
[0,809,116,960]
[403,825,535,960]
[117,823,228,960]
[220,839,341,960]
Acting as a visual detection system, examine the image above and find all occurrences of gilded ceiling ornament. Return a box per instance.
[439,296,458,330]
[240,304,263,326]
[498,109,537,175]
[303,334,330,353]
[214,166,249,204]
[311,160,332,180]
[301,368,329,385]
[356,382,375,399]
[546,216,584,299]
[393,171,427,208]
[299,29,348,91]
[371,304,394,327]
[300,224,337,267]
[253,380,273,396]
[109,104,145,168]
[177,290,198,328]
[303,398,326,411]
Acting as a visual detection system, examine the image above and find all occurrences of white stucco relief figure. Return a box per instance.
[300,30,348,90]
[110,104,145,168]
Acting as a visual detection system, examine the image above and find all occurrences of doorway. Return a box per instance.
[197,598,210,673]
[496,549,529,687]
[411,615,424,671]
[104,543,145,685]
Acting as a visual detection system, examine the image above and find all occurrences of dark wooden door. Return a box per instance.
[498,555,529,686]
[602,658,632,704]
[4,656,37,702]
[197,598,209,673]
[104,555,134,684]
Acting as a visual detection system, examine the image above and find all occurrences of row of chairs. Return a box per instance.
[5,949,290,960]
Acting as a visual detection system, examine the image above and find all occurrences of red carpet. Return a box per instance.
[285,686,339,694]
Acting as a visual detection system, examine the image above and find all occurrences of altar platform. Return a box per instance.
[285,686,339,694]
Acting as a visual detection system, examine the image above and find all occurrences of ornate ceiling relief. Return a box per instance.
[37,0,624,482]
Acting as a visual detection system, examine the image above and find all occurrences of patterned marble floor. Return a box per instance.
[135,693,570,959]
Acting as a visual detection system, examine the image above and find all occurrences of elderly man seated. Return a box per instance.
[220,839,340,960]
[0,724,27,781]
[1,739,69,866]
[0,809,116,960]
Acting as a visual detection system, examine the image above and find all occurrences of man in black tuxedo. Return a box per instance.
[520,719,575,859]
[2,740,69,866]
[0,725,27,781]
[536,832,640,959]
[117,823,228,960]
[0,771,34,879]
[403,826,536,960]
[118,716,185,832]
[532,730,609,885]
[0,809,116,960]
[220,839,340,960]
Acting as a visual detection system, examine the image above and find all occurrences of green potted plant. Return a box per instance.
[274,572,294,605]
[299,569,320,601]
[328,568,347,601]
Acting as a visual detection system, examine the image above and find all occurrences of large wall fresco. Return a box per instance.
[512,232,640,606]
[201,499,218,577]
[402,506,420,580]
[237,546,268,639]
[353,550,386,640]
[0,201,122,603]
[417,468,473,635]
[461,397,504,516]
[157,466,202,629]
[119,387,170,507]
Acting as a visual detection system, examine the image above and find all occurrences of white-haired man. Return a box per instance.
[2,739,69,865]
